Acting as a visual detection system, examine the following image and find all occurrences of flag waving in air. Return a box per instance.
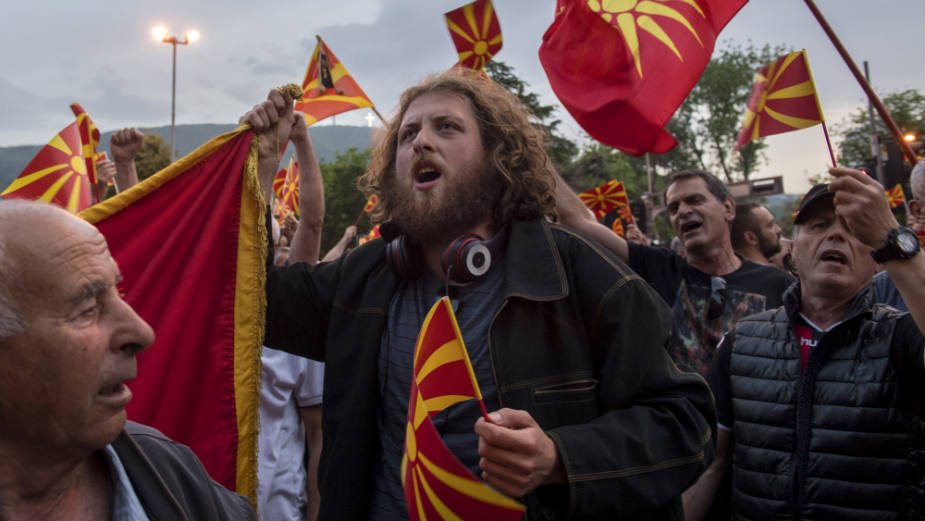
[735,49,825,149]
[80,128,265,503]
[401,297,525,521]
[273,156,300,219]
[363,194,379,213]
[579,179,630,219]
[295,36,375,126]
[2,120,92,212]
[539,0,747,155]
[70,103,101,186]
[886,183,906,209]
[444,0,503,70]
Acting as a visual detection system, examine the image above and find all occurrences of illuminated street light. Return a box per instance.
[904,133,916,142]
[152,25,199,161]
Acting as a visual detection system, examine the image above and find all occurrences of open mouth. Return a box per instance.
[680,221,702,234]
[819,250,848,264]
[416,169,441,184]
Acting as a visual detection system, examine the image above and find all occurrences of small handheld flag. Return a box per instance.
[578,180,629,219]
[444,0,503,70]
[295,36,377,126]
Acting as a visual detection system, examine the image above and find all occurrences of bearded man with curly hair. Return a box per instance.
[247,68,714,521]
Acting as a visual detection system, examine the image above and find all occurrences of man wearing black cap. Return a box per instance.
[694,167,925,520]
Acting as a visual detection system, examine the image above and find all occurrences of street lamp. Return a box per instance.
[151,25,199,161]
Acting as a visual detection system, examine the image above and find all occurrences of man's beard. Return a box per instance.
[382,161,503,244]
[758,232,782,259]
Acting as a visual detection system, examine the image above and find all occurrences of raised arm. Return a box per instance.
[239,86,298,202]
[110,128,145,190]
[287,116,325,265]
[829,167,925,333]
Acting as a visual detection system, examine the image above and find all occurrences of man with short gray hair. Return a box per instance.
[0,200,254,521]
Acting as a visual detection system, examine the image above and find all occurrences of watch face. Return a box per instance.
[897,230,919,255]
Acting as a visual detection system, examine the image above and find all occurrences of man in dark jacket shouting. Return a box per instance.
[245,69,715,520]
[694,168,925,520]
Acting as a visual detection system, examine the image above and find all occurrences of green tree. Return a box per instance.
[485,60,578,170]
[135,134,171,181]
[319,148,370,254]
[670,42,791,182]
[835,89,925,166]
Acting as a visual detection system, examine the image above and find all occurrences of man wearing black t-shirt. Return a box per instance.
[700,170,925,520]
[558,169,794,376]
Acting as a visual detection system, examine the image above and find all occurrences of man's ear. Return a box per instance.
[909,199,924,220]
[744,230,759,247]
[724,198,736,223]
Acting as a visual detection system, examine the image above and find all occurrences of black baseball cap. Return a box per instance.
[793,183,834,224]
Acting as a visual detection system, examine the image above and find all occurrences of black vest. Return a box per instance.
[728,286,925,520]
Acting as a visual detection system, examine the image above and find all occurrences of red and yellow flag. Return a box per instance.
[273,156,300,218]
[401,297,525,521]
[295,36,374,126]
[1,121,92,212]
[579,179,629,219]
[539,0,747,156]
[80,128,265,505]
[618,204,635,225]
[886,183,906,209]
[611,217,625,237]
[444,0,503,70]
[363,194,379,213]
[70,103,101,185]
[358,224,381,245]
[735,49,824,149]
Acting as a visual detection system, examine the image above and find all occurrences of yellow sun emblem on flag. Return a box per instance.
[586,0,705,77]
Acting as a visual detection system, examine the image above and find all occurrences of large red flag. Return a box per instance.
[539,0,747,155]
[401,297,525,521]
[735,49,824,149]
[295,36,375,126]
[79,128,264,504]
[2,121,92,212]
[444,0,503,70]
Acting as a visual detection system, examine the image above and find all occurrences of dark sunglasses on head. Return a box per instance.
[707,276,727,320]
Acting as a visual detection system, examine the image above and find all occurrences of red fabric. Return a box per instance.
[886,184,906,209]
[402,297,524,520]
[295,38,374,125]
[795,323,815,369]
[444,0,503,70]
[579,179,629,219]
[735,50,824,149]
[1,121,91,213]
[92,132,254,490]
[539,0,746,156]
[70,103,100,185]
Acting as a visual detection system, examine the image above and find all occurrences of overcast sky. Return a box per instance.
[1,0,922,193]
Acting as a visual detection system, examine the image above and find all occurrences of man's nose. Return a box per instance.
[412,127,433,153]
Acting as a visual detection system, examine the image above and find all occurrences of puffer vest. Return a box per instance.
[728,285,925,520]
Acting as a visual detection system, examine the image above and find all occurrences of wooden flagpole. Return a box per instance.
[803,0,918,164]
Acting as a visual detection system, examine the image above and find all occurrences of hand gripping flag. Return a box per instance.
[579,179,629,219]
[402,297,525,521]
[539,0,747,156]
[70,103,101,186]
[886,183,906,209]
[79,128,265,506]
[273,156,300,218]
[444,0,503,70]
[295,36,375,126]
[735,49,825,149]
[1,120,92,212]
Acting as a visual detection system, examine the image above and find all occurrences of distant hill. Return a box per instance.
[0,123,373,189]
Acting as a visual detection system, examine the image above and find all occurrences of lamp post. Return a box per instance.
[151,25,199,162]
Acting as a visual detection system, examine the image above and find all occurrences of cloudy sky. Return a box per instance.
[1,0,922,192]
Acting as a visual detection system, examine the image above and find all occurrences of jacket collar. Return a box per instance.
[501,220,568,302]
[784,281,874,325]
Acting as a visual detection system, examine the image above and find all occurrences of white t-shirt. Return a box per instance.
[257,347,324,521]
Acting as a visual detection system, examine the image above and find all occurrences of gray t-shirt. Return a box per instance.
[368,262,504,520]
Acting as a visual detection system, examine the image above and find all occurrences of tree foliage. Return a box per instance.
[135,134,171,181]
[835,88,925,166]
[485,61,578,171]
[319,148,370,254]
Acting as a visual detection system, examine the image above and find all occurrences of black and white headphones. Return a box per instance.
[382,224,505,284]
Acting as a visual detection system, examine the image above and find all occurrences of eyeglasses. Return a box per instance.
[707,276,727,320]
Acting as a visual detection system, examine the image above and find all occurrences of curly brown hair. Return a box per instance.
[358,68,557,229]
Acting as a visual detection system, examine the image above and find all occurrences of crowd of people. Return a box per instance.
[1,67,923,521]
